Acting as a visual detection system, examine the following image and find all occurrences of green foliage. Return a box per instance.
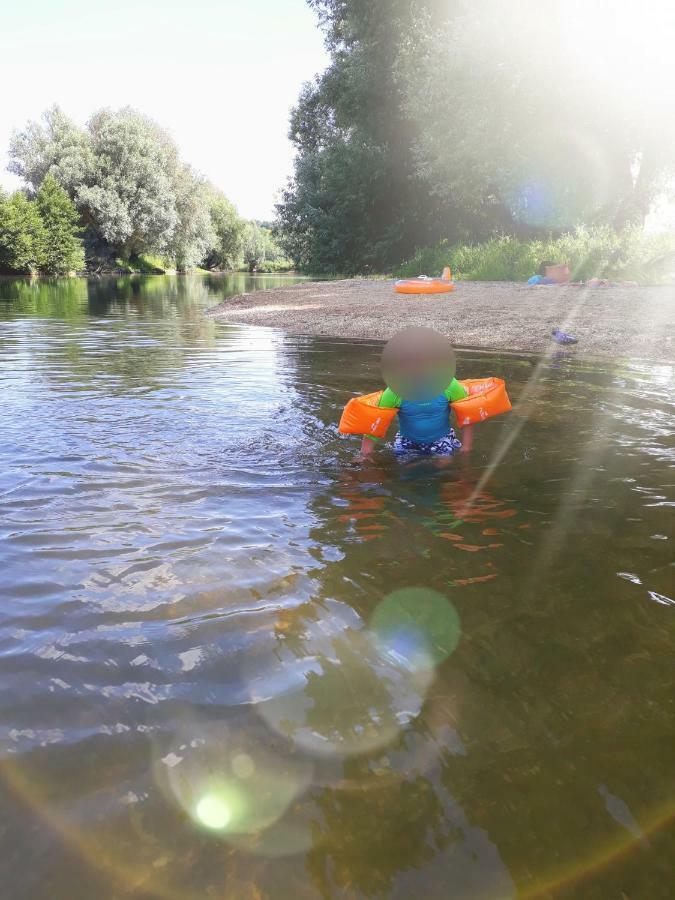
[35,175,84,274]
[450,240,538,282]
[8,106,94,196]
[396,228,675,284]
[114,254,172,273]
[204,190,245,270]
[0,190,47,274]
[276,0,446,274]
[241,221,292,272]
[8,106,237,271]
[0,178,84,276]
[278,0,675,274]
[251,256,294,273]
[76,107,179,257]
[167,166,217,271]
[405,2,675,234]
[395,242,455,280]
[277,140,403,274]
[9,107,178,258]
[135,254,172,273]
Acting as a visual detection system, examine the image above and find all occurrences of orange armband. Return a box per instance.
[452,378,512,426]
[338,392,398,439]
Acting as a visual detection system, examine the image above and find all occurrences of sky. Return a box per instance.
[0,0,328,219]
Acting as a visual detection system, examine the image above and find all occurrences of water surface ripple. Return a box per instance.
[0,275,673,899]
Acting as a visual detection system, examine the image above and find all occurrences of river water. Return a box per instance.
[0,274,673,899]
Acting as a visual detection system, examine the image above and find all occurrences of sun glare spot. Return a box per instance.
[195,794,232,830]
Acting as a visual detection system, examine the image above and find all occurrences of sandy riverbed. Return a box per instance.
[206,278,675,362]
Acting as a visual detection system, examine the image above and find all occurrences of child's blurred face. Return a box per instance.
[381,327,456,401]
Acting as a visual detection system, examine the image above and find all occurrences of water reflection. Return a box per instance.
[0,272,308,319]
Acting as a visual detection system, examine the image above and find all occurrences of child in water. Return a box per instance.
[359,327,473,459]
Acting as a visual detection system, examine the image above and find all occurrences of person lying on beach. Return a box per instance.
[527,262,571,285]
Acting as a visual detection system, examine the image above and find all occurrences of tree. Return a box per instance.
[204,189,245,270]
[276,0,452,273]
[400,1,675,236]
[0,191,46,275]
[35,175,84,274]
[9,106,179,259]
[241,221,268,272]
[278,139,397,273]
[75,108,179,257]
[167,166,217,271]
[8,105,94,196]
[278,0,675,273]
[9,106,244,269]
[240,221,287,272]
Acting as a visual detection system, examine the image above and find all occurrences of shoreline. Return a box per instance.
[205,278,675,363]
[0,269,303,280]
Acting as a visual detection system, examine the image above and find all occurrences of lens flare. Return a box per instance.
[256,630,431,757]
[195,794,232,830]
[231,753,255,779]
[370,587,461,671]
[244,599,432,758]
[153,716,313,844]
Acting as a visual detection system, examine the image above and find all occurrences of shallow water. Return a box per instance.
[0,275,673,899]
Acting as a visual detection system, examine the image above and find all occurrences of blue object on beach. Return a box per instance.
[551,328,578,345]
[527,275,542,285]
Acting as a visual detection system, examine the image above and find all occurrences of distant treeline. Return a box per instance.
[276,0,675,274]
[1,106,290,276]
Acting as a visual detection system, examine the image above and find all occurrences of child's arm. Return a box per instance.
[460,424,474,453]
[359,435,377,458]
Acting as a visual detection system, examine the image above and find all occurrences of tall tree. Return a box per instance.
[35,175,84,274]
[242,221,270,272]
[75,108,179,257]
[0,191,46,275]
[167,166,217,271]
[8,106,94,196]
[10,106,178,258]
[204,188,245,270]
[277,0,453,274]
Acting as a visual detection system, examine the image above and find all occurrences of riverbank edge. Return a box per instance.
[0,266,302,279]
[205,277,675,363]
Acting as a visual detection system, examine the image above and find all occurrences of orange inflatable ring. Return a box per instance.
[338,391,398,439]
[452,378,512,426]
[395,278,455,295]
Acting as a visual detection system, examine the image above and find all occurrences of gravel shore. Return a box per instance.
[206,278,675,362]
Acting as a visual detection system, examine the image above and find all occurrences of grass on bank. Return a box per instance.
[114,254,174,274]
[395,227,675,284]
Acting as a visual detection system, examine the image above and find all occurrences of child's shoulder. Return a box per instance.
[379,386,402,408]
[445,378,468,401]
